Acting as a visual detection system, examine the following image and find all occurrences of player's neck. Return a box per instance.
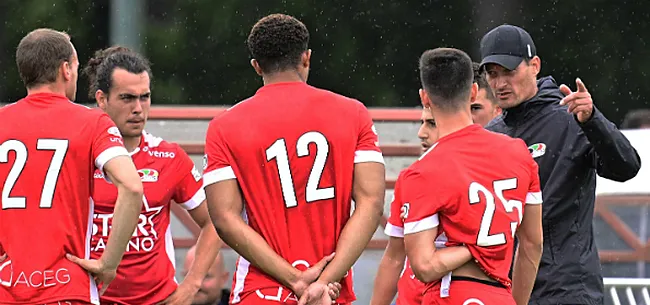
[262,70,306,85]
[434,111,474,139]
[26,83,67,98]
[123,136,141,153]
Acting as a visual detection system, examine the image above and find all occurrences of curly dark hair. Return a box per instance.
[83,45,152,99]
[247,14,309,74]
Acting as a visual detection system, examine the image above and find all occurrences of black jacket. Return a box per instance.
[486,76,641,305]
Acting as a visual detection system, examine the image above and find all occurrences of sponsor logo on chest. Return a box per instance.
[142,146,176,159]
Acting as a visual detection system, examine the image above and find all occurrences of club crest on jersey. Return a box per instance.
[528,143,546,159]
[107,126,122,138]
[138,169,159,182]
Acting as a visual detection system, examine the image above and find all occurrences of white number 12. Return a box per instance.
[266,132,335,208]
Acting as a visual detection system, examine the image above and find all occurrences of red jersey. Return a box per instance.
[0,93,128,304]
[402,125,542,296]
[384,171,426,305]
[90,131,205,305]
[203,82,384,304]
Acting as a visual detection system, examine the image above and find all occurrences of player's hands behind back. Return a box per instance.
[298,281,342,305]
[66,253,117,295]
[291,252,335,296]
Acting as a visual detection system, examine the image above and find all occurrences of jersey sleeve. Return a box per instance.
[401,169,443,235]
[92,113,129,183]
[354,102,385,164]
[202,118,236,187]
[172,148,206,211]
[385,174,405,238]
[525,156,543,205]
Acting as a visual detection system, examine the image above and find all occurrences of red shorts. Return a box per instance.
[237,287,351,305]
[422,277,515,305]
[42,302,92,305]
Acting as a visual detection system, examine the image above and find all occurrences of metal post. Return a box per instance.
[109,0,145,53]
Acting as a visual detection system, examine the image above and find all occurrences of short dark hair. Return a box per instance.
[83,46,152,99]
[419,48,474,112]
[473,62,497,104]
[16,28,74,88]
[247,14,309,74]
[621,109,650,129]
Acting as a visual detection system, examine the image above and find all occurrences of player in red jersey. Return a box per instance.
[372,108,473,305]
[81,46,222,305]
[401,48,544,305]
[203,14,386,305]
[0,29,143,305]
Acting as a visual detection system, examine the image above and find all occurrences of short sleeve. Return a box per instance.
[526,157,543,205]
[172,149,206,211]
[202,118,236,187]
[92,114,129,182]
[384,173,406,238]
[401,169,443,235]
[354,102,385,164]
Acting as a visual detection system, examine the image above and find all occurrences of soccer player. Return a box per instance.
[471,62,501,127]
[82,46,222,305]
[0,29,143,305]
[371,107,458,305]
[203,13,386,305]
[402,48,544,305]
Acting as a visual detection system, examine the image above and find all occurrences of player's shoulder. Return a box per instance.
[393,168,410,189]
[479,128,528,148]
[400,159,438,183]
[316,86,369,112]
[66,103,111,124]
[207,97,254,128]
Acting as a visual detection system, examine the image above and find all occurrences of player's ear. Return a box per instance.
[61,61,72,82]
[419,88,432,108]
[470,83,478,104]
[302,49,312,68]
[250,59,263,76]
[95,90,108,110]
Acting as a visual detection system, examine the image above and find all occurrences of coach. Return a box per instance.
[479,24,641,305]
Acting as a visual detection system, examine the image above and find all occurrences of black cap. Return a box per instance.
[479,24,536,71]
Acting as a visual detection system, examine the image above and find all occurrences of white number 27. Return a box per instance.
[1,139,69,209]
[469,178,523,247]
[266,132,335,208]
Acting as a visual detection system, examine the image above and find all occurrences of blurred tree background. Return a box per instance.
[0,0,648,124]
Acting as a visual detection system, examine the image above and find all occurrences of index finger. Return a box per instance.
[576,78,588,93]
